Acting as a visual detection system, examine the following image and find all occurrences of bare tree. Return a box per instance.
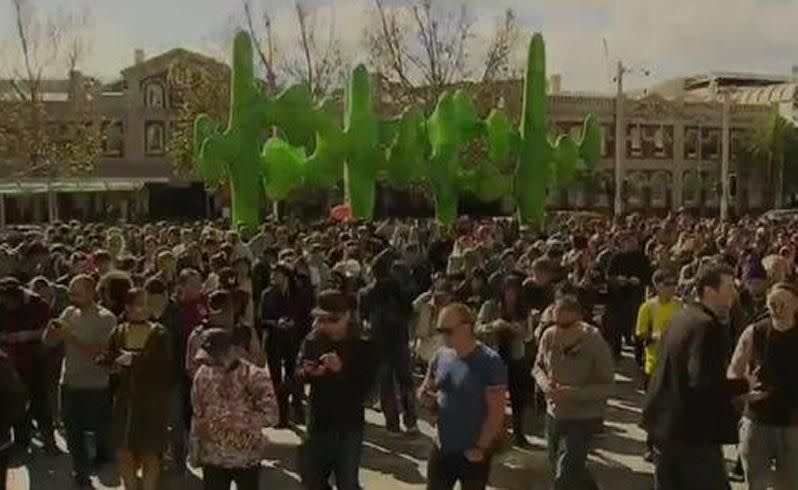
[281,1,345,97]
[0,0,101,221]
[365,0,521,108]
[241,0,278,92]
[239,0,346,97]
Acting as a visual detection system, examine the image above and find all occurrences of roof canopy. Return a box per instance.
[0,178,168,196]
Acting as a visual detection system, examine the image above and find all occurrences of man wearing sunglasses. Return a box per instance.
[635,269,682,462]
[418,303,507,490]
[296,290,374,490]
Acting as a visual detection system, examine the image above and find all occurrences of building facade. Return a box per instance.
[0,50,785,224]
[0,48,223,224]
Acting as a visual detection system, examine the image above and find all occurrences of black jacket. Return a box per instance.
[642,304,748,445]
[0,349,27,450]
[295,329,375,433]
[259,284,311,343]
[358,276,413,353]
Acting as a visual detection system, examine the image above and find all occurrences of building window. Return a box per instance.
[731,129,745,161]
[145,121,165,155]
[627,124,642,158]
[601,124,615,158]
[701,128,721,161]
[144,82,165,108]
[685,126,700,160]
[103,121,124,157]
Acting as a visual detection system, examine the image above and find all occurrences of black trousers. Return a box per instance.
[426,446,491,490]
[266,337,303,425]
[507,358,529,439]
[378,342,417,432]
[203,465,259,490]
[14,353,54,449]
[0,447,9,490]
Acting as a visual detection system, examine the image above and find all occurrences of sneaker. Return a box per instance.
[385,427,403,437]
[405,424,421,436]
[514,435,532,449]
[729,459,745,483]
[73,475,92,488]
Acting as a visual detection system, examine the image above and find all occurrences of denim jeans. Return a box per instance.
[202,465,259,490]
[61,387,112,479]
[378,342,417,432]
[304,427,363,490]
[653,440,730,490]
[545,415,600,490]
[739,417,798,490]
[426,446,491,490]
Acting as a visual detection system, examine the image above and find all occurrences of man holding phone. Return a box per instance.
[43,275,117,487]
[296,290,375,490]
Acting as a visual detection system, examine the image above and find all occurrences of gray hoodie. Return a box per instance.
[533,324,614,421]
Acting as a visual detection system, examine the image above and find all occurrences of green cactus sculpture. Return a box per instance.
[194,30,600,228]
[194,32,343,230]
[514,33,601,224]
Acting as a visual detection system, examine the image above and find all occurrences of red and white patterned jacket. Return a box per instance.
[190,358,278,468]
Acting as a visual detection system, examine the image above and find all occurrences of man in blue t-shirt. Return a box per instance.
[418,303,508,490]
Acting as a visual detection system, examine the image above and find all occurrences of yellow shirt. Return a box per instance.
[635,297,682,375]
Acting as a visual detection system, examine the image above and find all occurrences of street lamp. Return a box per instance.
[613,62,650,217]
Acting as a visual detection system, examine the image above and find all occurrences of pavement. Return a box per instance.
[8,356,748,490]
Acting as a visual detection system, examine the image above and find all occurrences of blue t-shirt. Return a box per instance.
[431,343,508,454]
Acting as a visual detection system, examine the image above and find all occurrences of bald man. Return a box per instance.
[418,303,507,490]
[43,275,117,487]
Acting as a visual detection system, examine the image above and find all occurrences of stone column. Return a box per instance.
[672,121,685,209]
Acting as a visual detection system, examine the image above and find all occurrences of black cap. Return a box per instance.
[312,289,351,317]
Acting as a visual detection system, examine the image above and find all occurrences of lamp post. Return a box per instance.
[613,62,650,217]
[720,90,731,221]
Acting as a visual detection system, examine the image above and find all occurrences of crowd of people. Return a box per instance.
[0,209,796,490]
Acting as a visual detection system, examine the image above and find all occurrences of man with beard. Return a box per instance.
[359,250,418,435]
[297,290,375,490]
[642,264,749,490]
[533,296,614,490]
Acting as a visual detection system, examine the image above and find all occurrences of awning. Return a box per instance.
[0,177,169,196]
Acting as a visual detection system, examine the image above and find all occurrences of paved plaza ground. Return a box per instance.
[9,356,746,490]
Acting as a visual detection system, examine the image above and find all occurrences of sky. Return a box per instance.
[2,0,798,93]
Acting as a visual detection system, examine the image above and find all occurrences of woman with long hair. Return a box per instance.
[476,275,533,447]
[104,289,173,490]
